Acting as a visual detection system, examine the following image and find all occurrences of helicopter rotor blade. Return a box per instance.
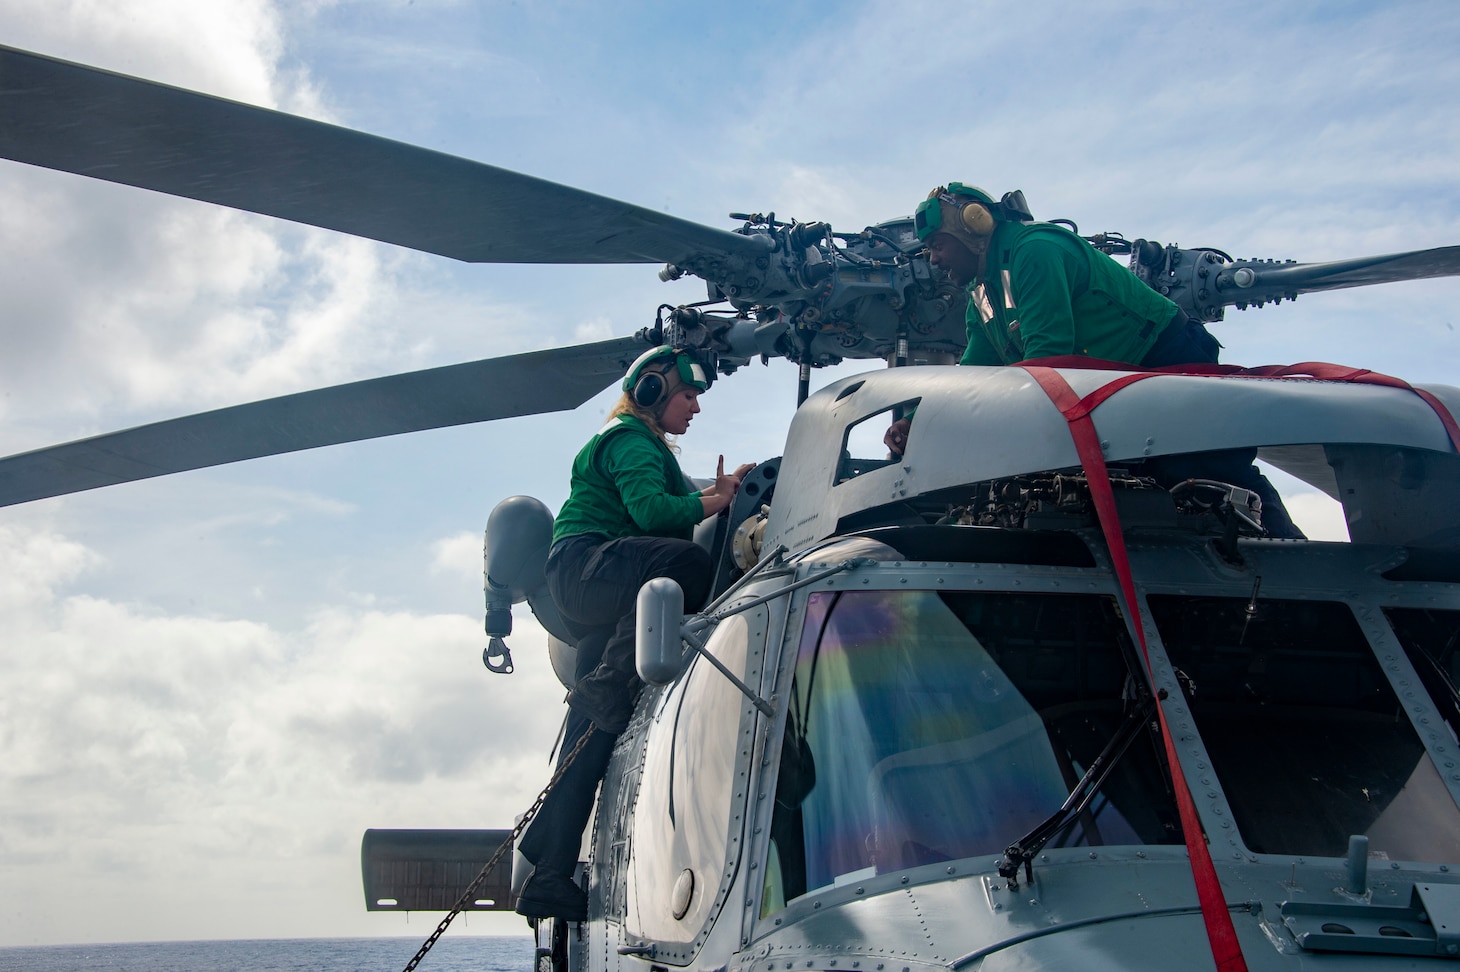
[0,44,761,268]
[0,336,647,508]
[1219,245,1460,304]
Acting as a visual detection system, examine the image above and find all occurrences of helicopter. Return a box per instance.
[4,32,1460,972]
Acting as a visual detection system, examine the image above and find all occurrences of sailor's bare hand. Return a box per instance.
[701,457,757,518]
[713,456,755,495]
[884,417,912,456]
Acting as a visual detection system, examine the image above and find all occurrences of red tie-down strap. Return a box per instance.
[1020,356,1460,454]
[1015,357,1459,971]
[1019,363,1250,972]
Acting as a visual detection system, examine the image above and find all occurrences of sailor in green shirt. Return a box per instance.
[885,183,1220,454]
[887,183,1302,539]
[517,345,754,921]
[923,183,1221,367]
[550,410,707,545]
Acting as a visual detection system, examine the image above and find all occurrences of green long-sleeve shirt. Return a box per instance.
[552,414,704,545]
[960,221,1180,366]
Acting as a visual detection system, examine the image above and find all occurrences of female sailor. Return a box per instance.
[516,345,753,921]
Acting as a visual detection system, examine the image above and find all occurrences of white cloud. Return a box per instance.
[0,520,564,944]
[1258,464,1351,542]
[0,523,99,610]
[9,0,284,103]
[431,530,483,580]
[0,1,468,440]
[1284,491,1351,543]
[572,316,617,343]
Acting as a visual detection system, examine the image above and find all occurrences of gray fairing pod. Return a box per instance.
[483,495,574,646]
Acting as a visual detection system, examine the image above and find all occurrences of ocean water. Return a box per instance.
[0,936,534,972]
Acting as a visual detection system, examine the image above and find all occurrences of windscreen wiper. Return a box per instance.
[997,695,1159,890]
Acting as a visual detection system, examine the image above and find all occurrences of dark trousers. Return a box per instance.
[1140,312,1221,369]
[516,534,712,876]
[1138,315,1305,539]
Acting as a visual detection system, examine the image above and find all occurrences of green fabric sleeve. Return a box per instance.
[599,432,704,535]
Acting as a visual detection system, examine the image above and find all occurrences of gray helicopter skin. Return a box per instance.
[492,364,1460,972]
[3,43,1460,972]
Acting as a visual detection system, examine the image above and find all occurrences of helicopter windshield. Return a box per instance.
[1150,596,1460,862]
[1384,607,1460,744]
[763,588,1180,912]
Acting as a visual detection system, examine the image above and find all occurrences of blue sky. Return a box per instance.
[0,0,1457,948]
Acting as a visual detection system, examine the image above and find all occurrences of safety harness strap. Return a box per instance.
[1020,364,1250,972]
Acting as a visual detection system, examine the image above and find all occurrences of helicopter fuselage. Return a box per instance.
[533,364,1460,972]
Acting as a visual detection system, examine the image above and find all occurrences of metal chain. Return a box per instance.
[400,725,598,972]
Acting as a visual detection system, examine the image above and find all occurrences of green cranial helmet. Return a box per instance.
[913,183,1031,244]
[622,346,712,410]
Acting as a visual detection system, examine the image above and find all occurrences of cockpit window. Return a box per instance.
[834,399,919,485]
[1384,608,1460,738]
[1151,596,1460,862]
[762,589,1179,913]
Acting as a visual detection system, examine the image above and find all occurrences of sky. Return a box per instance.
[0,0,1457,950]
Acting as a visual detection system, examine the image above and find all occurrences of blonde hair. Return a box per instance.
[608,392,680,452]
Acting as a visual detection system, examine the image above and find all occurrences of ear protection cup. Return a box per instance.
[621,345,712,412]
[959,202,996,236]
[916,184,1006,244]
[632,370,668,409]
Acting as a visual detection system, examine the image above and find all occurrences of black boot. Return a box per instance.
[515,865,587,921]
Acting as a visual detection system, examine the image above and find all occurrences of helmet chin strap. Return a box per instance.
[969,242,990,280]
